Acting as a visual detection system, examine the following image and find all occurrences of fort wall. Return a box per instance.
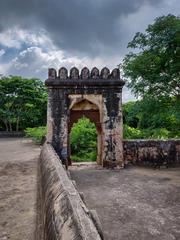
[123,139,180,167]
[38,142,103,240]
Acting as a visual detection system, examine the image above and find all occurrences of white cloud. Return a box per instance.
[0,0,178,102]
[3,46,134,101]
[5,45,124,78]
[1,44,135,101]
[0,27,53,49]
[122,86,136,103]
[0,62,10,76]
[0,26,135,101]
[0,49,5,57]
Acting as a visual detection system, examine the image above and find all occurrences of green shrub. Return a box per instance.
[123,125,180,140]
[123,124,144,139]
[70,117,97,162]
[71,151,97,162]
[25,126,47,144]
[142,128,180,139]
[123,97,180,136]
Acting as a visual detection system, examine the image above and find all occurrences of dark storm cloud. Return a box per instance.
[0,0,164,55]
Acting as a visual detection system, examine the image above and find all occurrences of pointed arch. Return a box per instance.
[68,97,102,166]
[70,99,99,111]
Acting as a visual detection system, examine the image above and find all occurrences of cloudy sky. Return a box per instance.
[0,0,179,101]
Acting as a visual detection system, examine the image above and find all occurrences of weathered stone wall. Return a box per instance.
[123,140,180,167]
[0,131,25,137]
[45,66,125,168]
[38,143,103,240]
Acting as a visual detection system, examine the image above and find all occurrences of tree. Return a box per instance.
[70,117,97,161]
[0,76,47,131]
[123,97,180,139]
[123,101,140,128]
[122,14,180,99]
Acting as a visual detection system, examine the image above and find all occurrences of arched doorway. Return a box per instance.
[68,98,102,165]
[45,66,125,168]
[69,117,97,163]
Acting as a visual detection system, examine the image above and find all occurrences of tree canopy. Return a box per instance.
[122,14,180,99]
[123,97,180,139]
[0,76,47,131]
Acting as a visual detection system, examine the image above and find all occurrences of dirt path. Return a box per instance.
[70,165,180,240]
[0,138,40,240]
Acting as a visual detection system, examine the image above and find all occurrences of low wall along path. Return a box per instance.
[124,139,180,167]
[38,143,103,240]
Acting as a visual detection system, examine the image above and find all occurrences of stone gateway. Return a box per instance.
[45,67,125,168]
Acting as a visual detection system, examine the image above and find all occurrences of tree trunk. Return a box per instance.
[1,119,9,131]
[4,120,9,131]
[9,122,12,132]
[16,117,20,132]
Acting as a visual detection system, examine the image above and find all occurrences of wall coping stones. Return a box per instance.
[39,143,103,240]
[0,131,25,138]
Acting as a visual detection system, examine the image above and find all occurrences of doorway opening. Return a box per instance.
[70,116,97,163]
[67,98,102,165]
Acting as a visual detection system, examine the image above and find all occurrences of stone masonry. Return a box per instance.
[39,143,103,240]
[45,67,125,168]
[123,139,180,168]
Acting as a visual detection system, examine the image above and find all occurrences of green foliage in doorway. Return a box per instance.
[70,117,97,162]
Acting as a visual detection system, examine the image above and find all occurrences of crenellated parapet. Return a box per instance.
[48,66,121,80]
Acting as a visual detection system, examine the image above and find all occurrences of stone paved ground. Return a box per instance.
[70,165,180,240]
[0,138,40,240]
